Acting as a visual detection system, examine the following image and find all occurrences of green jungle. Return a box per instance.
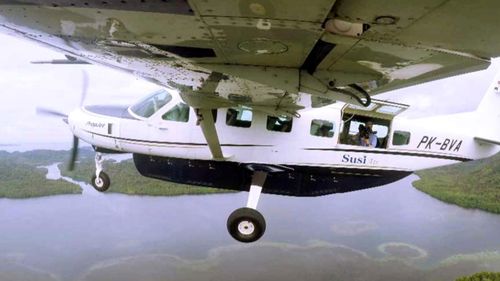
[414,152,500,214]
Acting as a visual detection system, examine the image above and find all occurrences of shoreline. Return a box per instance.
[411,153,500,215]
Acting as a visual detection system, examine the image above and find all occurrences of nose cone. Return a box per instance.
[66,105,124,153]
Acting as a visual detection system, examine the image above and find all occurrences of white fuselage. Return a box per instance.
[67,92,499,174]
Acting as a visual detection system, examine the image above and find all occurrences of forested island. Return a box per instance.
[413,152,500,214]
[0,148,228,199]
[0,150,81,198]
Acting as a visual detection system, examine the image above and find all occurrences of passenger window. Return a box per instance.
[226,106,252,128]
[311,119,335,138]
[339,115,390,148]
[162,102,189,122]
[267,115,293,133]
[392,131,411,145]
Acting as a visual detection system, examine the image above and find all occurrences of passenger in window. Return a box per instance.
[365,120,378,147]
[353,124,369,146]
[360,128,370,147]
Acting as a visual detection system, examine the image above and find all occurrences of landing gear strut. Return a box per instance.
[227,171,267,243]
[91,152,110,192]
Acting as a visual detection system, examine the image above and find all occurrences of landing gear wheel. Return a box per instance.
[91,172,110,192]
[227,207,266,243]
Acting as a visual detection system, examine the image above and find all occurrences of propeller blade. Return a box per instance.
[68,136,79,171]
[80,70,89,107]
[36,107,68,118]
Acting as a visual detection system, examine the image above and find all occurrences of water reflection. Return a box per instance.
[0,170,499,281]
[40,163,100,196]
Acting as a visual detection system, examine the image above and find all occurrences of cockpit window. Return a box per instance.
[130,89,172,118]
[162,102,190,122]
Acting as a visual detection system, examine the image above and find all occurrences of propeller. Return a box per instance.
[35,108,67,118]
[35,108,69,124]
[36,70,89,171]
[68,136,79,171]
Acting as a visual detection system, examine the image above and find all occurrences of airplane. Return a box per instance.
[1,1,500,242]
[36,76,499,243]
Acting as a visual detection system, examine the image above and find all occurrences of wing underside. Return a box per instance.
[0,0,499,112]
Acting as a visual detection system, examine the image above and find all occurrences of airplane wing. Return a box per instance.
[0,0,499,113]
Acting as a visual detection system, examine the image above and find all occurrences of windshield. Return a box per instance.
[130,89,172,118]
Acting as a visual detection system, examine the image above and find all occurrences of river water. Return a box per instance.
[0,164,499,281]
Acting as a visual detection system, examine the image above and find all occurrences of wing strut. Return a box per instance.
[195,108,224,159]
[177,72,227,159]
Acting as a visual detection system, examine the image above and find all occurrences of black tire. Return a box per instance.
[91,172,110,192]
[227,207,266,243]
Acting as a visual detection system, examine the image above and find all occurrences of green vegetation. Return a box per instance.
[413,152,500,214]
[61,149,231,196]
[0,150,81,198]
[456,272,500,281]
[0,148,230,198]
